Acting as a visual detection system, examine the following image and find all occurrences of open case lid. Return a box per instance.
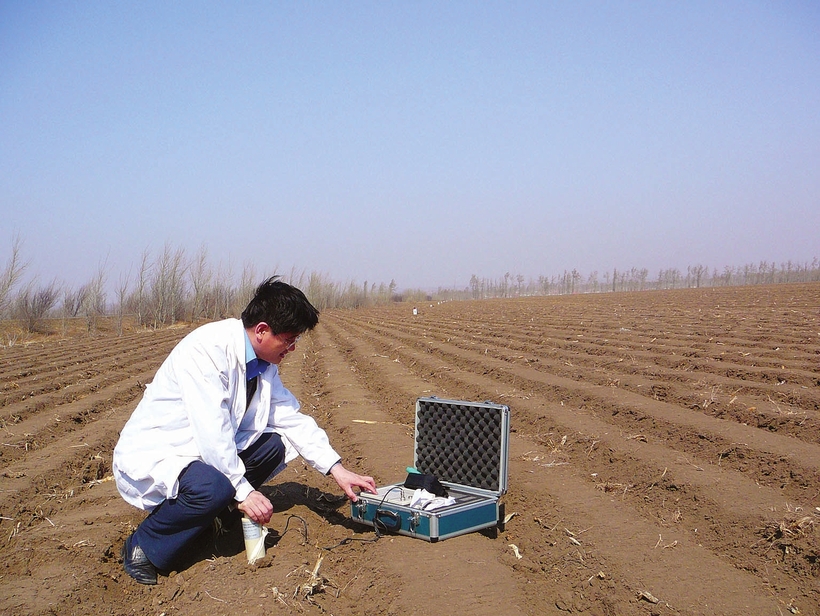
[413,397,510,497]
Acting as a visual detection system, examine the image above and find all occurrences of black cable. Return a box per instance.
[322,487,406,549]
[372,486,405,537]
[321,535,380,551]
[279,514,309,544]
[272,488,411,552]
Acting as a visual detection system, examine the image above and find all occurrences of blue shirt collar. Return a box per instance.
[244,331,270,380]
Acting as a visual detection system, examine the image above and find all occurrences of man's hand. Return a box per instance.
[236,490,273,524]
[329,463,377,502]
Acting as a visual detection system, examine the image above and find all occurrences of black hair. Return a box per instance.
[241,276,319,333]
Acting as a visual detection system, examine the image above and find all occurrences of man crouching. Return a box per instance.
[113,276,376,584]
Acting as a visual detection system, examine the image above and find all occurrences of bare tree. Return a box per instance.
[234,261,257,316]
[62,287,87,317]
[168,246,187,323]
[148,243,188,328]
[0,234,28,318]
[638,268,649,291]
[501,272,511,298]
[205,261,235,320]
[61,285,88,336]
[688,264,708,288]
[81,261,108,332]
[287,265,305,289]
[114,269,130,336]
[306,271,338,311]
[135,248,151,327]
[587,271,599,293]
[189,245,212,323]
[571,269,581,294]
[15,279,60,333]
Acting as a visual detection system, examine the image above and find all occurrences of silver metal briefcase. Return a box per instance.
[351,397,510,542]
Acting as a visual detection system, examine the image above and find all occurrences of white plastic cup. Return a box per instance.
[241,516,268,564]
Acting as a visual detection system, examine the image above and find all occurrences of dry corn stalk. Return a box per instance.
[295,553,338,601]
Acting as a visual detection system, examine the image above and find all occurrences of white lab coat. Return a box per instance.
[113,318,340,511]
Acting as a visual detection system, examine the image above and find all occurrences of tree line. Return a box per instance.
[0,238,423,335]
[1,234,818,335]
[461,259,820,300]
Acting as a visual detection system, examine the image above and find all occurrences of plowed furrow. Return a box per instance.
[0,373,151,469]
[332,314,820,501]
[349,313,819,389]
[0,399,134,521]
[375,298,817,347]
[314,320,615,615]
[383,318,818,371]
[0,328,184,378]
[0,329,186,406]
[317,315,796,614]
[327,314,819,509]
[0,350,175,430]
[336,313,820,439]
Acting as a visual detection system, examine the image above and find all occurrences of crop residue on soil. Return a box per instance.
[1,283,818,615]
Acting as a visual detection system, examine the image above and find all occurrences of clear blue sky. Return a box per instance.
[2,1,818,291]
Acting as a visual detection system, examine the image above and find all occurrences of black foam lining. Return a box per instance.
[415,399,505,492]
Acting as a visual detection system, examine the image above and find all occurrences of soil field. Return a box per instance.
[1,283,819,616]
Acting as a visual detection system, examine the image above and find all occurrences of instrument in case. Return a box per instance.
[351,397,510,542]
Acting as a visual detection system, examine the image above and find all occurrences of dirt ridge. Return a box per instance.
[0,284,817,615]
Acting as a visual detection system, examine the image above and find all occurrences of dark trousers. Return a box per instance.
[134,432,286,570]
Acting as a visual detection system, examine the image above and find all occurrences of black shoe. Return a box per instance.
[121,533,158,585]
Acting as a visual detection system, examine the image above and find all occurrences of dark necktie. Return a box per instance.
[246,376,258,409]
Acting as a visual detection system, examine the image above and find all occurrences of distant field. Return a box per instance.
[1,283,818,615]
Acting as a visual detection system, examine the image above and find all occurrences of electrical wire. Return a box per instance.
[274,488,410,551]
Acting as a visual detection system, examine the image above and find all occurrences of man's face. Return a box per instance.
[251,323,301,365]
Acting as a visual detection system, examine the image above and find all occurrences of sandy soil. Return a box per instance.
[1,283,818,615]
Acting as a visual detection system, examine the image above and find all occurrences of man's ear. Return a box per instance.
[254,322,271,338]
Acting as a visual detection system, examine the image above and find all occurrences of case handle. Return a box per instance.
[374,509,402,535]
